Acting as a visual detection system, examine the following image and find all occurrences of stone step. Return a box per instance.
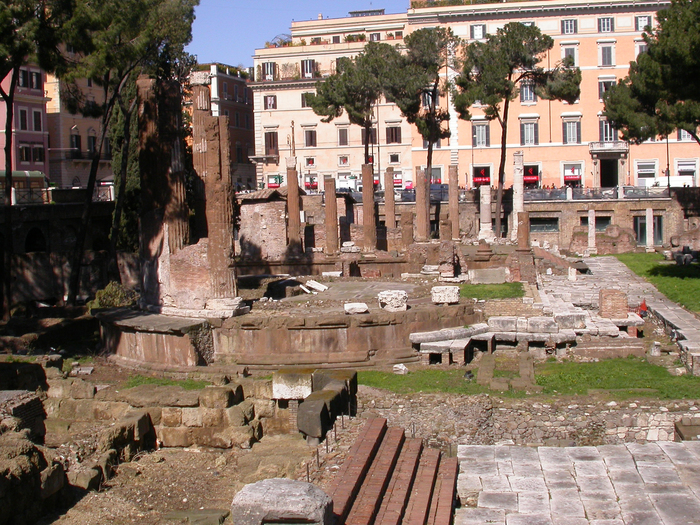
[375,438,423,525]
[426,456,459,525]
[330,418,388,525]
[346,427,405,525]
[402,448,441,525]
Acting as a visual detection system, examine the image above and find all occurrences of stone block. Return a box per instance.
[253,399,275,419]
[67,467,102,491]
[226,405,247,426]
[468,267,508,284]
[488,317,518,332]
[272,369,314,400]
[202,408,225,427]
[344,302,369,314]
[238,399,255,422]
[158,426,193,447]
[199,387,234,409]
[161,407,182,427]
[230,479,333,525]
[70,380,96,400]
[181,407,202,427]
[431,286,460,304]
[40,463,65,499]
[192,425,255,449]
[377,290,408,312]
[297,394,332,439]
[516,317,528,332]
[253,380,273,399]
[527,317,559,333]
[46,378,73,399]
[554,312,587,329]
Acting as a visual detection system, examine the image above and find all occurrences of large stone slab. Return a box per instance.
[488,316,518,332]
[272,368,314,400]
[377,290,408,312]
[230,479,332,525]
[468,267,508,284]
[431,286,460,305]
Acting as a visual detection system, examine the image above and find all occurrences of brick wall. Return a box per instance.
[599,289,628,318]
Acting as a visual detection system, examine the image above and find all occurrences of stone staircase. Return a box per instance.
[329,418,458,525]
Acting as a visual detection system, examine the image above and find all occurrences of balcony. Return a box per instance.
[589,141,629,156]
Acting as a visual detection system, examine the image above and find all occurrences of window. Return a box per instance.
[222,82,228,99]
[395,31,403,39]
[423,138,441,149]
[581,216,611,232]
[33,110,42,132]
[598,17,614,33]
[305,129,317,147]
[563,163,583,184]
[244,88,249,104]
[301,92,313,108]
[599,119,616,142]
[32,146,44,163]
[678,129,694,141]
[422,89,439,109]
[389,153,400,163]
[245,114,250,129]
[18,108,28,131]
[19,145,31,162]
[362,128,377,145]
[520,82,537,104]
[599,44,615,67]
[677,160,697,179]
[264,95,277,110]
[30,71,41,90]
[370,33,380,41]
[338,128,349,146]
[562,45,578,66]
[236,146,245,164]
[332,35,341,44]
[598,78,616,99]
[264,131,279,156]
[520,121,539,146]
[223,109,229,117]
[472,122,490,147]
[305,157,315,168]
[87,134,97,156]
[470,24,486,40]
[636,41,648,57]
[561,19,578,35]
[70,133,81,153]
[524,165,540,184]
[563,120,581,144]
[530,217,559,232]
[386,126,401,144]
[635,15,651,32]
[338,155,349,167]
[234,112,240,127]
[234,84,239,101]
[301,59,316,79]
[87,78,92,87]
[262,62,276,81]
[636,161,656,179]
[18,69,28,88]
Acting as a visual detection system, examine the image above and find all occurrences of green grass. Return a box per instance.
[535,357,700,399]
[615,253,700,312]
[122,375,210,390]
[459,282,525,300]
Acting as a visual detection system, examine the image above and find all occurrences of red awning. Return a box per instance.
[564,175,581,182]
[473,176,490,184]
[393,178,402,184]
[268,183,280,188]
[523,175,539,183]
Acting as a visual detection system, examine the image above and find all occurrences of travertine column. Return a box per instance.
[510,151,524,242]
[588,209,597,253]
[646,207,655,251]
[448,165,459,240]
[415,168,429,241]
[478,184,495,242]
[384,167,396,228]
[324,176,338,255]
[361,164,376,252]
[517,211,530,251]
[286,158,301,249]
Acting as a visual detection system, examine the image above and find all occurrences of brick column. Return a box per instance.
[448,164,459,240]
[361,163,376,252]
[510,151,524,242]
[384,167,395,228]
[401,211,413,249]
[415,168,429,241]
[324,175,338,255]
[588,209,597,254]
[286,158,301,249]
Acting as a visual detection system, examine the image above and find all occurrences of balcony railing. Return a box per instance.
[589,141,630,155]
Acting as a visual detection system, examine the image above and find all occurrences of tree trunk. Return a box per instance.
[495,97,511,238]
[1,68,19,320]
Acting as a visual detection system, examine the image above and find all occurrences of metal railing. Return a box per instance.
[523,188,567,201]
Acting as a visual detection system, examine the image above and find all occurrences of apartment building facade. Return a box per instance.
[45,74,112,188]
[251,0,699,192]
[197,63,257,190]
[0,65,50,178]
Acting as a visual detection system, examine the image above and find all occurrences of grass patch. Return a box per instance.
[535,357,700,399]
[121,375,209,390]
[615,253,700,312]
[358,369,524,397]
[460,282,524,300]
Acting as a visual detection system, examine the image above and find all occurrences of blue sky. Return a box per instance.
[186,0,411,68]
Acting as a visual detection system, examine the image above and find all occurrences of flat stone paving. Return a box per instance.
[456,442,700,525]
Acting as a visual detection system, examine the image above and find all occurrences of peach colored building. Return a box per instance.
[252,0,698,192]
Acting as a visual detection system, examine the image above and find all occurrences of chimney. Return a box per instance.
[318,13,323,20]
